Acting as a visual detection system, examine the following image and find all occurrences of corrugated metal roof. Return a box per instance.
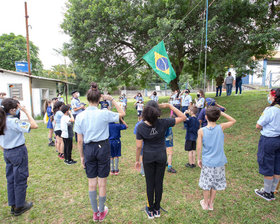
[0,68,75,85]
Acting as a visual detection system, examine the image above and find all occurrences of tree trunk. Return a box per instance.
[170,59,184,91]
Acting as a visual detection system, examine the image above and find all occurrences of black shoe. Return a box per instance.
[271,192,276,201]
[69,160,77,164]
[48,141,55,147]
[64,160,69,165]
[167,167,177,173]
[14,201,33,216]
[185,163,192,168]
[255,188,271,201]
[10,206,15,215]
[191,164,196,168]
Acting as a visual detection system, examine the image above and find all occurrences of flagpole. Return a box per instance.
[203,0,208,91]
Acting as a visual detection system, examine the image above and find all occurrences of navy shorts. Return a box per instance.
[54,130,62,137]
[257,135,280,176]
[84,140,110,178]
[181,106,188,113]
[165,140,173,148]
[110,139,121,158]
[137,110,142,117]
[185,140,196,151]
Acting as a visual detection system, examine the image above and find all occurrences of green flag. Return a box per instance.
[143,41,176,84]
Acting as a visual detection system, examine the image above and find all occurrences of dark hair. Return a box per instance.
[206,106,221,122]
[61,105,70,114]
[142,100,161,126]
[87,82,101,103]
[0,107,6,135]
[185,89,190,94]
[189,105,198,115]
[0,98,18,135]
[198,89,205,98]
[44,100,52,113]
[176,90,181,98]
[270,88,280,106]
[53,101,65,115]
[153,91,157,95]
[228,72,231,76]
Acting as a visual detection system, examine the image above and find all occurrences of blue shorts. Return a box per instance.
[165,139,173,148]
[110,139,121,158]
[137,110,142,117]
[84,140,110,178]
[181,106,188,113]
[257,135,280,176]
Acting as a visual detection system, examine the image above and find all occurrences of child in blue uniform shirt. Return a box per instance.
[165,127,177,173]
[134,117,145,176]
[184,106,200,168]
[45,100,55,147]
[0,98,38,216]
[255,89,280,201]
[197,107,236,211]
[109,117,128,175]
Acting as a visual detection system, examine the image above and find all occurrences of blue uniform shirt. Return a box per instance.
[198,108,207,127]
[0,116,30,149]
[74,106,119,143]
[123,97,127,106]
[165,127,173,146]
[181,95,192,107]
[99,100,110,110]
[109,122,127,140]
[172,94,181,105]
[71,98,83,115]
[184,116,200,141]
[257,105,280,137]
[54,111,64,131]
[150,95,159,102]
[197,97,205,109]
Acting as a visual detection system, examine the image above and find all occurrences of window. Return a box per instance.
[8,84,23,100]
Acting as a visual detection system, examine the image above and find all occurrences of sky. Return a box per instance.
[0,0,70,69]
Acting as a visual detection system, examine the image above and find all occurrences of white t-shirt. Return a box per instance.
[117,102,126,110]
[137,103,144,111]
[61,115,71,138]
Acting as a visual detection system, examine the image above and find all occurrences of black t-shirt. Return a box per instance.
[136,118,176,162]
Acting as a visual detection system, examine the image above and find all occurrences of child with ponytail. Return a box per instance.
[0,98,38,216]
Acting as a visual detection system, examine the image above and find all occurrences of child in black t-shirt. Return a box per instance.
[184,106,200,168]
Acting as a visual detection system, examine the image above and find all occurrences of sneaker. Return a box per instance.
[110,170,115,175]
[140,171,145,177]
[115,169,119,175]
[48,141,55,147]
[255,188,271,201]
[10,206,15,215]
[93,212,99,222]
[191,164,196,168]
[167,167,177,173]
[185,163,192,168]
[69,160,77,164]
[154,209,160,218]
[14,201,33,216]
[64,160,69,165]
[99,206,108,222]
[60,154,65,159]
[271,192,276,201]
[144,206,154,219]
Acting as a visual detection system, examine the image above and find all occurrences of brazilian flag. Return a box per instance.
[143,41,176,84]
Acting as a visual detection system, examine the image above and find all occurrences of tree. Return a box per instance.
[0,33,43,74]
[62,0,280,90]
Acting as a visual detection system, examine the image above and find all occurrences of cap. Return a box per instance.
[206,98,216,106]
[71,90,78,95]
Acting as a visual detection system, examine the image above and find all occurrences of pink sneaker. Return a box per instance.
[93,212,99,222]
[99,206,108,222]
[114,170,119,175]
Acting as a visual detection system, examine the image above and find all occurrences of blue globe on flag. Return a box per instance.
[156,57,169,72]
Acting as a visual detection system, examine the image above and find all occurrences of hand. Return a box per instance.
[18,104,27,113]
[135,161,141,171]
[197,160,202,168]
[81,157,85,169]
[159,103,170,109]
[185,109,190,114]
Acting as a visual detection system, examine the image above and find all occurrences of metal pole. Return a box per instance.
[203,0,209,91]
[25,1,34,116]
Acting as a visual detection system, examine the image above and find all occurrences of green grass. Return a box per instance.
[1,90,279,223]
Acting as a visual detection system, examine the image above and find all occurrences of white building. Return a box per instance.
[0,68,74,119]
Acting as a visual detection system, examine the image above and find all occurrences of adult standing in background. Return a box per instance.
[0,92,7,105]
[180,89,192,113]
[235,75,243,95]
[71,90,85,142]
[225,72,234,96]
[215,75,224,97]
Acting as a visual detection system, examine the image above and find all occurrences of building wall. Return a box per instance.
[0,71,31,119]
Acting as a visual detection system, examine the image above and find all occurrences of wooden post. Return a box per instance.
[25,1,34,116]
[65,82,68,104]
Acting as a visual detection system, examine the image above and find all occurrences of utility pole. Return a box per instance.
[25,1,34,116]
[203,0,209,91]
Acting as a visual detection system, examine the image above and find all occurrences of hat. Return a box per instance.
[71,90,78,95]
[206,98,216,107]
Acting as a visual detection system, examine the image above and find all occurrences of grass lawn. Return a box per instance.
[0,90,279,223]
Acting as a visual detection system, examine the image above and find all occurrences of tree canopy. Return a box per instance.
[62,0,280,91]
[0,33,43,74]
